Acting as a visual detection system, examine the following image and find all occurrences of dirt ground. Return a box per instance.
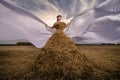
[0,45,120,80]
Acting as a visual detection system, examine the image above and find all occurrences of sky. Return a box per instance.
[1,0,106,44]
[6,0,106,26]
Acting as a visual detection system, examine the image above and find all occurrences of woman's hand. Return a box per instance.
[45,24,54,29]
[45,24,48,28]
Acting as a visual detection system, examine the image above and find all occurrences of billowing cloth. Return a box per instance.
[64,0,120,44]
[0,0,120,48]
[0,0,53,48]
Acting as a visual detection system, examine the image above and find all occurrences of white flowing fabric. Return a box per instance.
[64,0,120,44]
[0,0,120,48]
[0,0,53,48]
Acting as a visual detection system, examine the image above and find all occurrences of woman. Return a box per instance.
[32,15,93,80]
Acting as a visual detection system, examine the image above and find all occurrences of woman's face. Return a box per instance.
[57,17,62,21]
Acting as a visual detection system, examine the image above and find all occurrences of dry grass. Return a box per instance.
[0,45,120,80]
[0,46,40,80]
[31,30,94,80]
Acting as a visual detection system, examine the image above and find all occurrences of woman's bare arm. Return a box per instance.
[45,24,54,29]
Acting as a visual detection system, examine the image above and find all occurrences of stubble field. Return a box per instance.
[0,45,120,80]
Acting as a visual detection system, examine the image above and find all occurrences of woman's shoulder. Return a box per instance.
[53,22,66,25]
[60,22,66,24]
[61,22,67,26]
[58,22,67,26]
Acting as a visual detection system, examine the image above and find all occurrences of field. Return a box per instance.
[0,45,120,80]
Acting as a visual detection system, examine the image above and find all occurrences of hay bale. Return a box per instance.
[32,28,93,80]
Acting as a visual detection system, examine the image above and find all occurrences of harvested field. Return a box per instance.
[0,45,120,80]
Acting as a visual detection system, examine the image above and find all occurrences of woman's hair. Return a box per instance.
[57,15,62,18]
